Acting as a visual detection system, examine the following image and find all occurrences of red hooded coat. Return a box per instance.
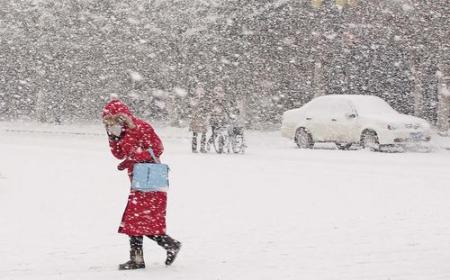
[103,100,167,236]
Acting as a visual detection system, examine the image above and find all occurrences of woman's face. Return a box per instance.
[103,115,126,136]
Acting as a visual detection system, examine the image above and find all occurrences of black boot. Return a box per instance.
[148,235,182,266]
[165,241,182,266]
[118,248,146,270]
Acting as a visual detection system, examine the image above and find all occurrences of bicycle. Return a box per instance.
[229,126,246,154]
[208,124,246,154]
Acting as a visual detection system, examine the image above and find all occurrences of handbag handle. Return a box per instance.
[147,147,161,164]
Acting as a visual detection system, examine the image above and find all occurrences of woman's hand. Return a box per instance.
[118,159,135,171]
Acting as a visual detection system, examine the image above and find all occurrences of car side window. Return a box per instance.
[329,99,353,117]
[304,100,324,116]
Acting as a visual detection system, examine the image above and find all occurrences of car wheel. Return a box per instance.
[336,143,352,150]
[360,130,380,151]
[295,128,314,149]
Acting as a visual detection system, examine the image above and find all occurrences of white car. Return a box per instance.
[281,95,432,150]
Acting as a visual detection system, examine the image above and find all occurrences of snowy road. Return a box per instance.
[1,124,450,280]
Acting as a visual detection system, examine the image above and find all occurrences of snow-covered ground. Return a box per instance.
[1,122,450,280]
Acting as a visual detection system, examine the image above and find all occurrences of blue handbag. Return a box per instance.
[131,148,169,192]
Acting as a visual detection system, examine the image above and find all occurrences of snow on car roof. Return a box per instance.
[315,94,382,102]
[314,94,397,115]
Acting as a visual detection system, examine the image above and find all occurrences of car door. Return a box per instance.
[329,99,359,143]
[302,99,332,142]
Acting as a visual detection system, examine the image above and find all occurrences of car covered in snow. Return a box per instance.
[281,95,432,151]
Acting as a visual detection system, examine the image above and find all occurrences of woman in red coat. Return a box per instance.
[102,99,181,270]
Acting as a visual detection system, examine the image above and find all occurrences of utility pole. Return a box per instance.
[313,61,325,98]
[412,65,424,118]
[35,89,47,122]
[436,67,450,136]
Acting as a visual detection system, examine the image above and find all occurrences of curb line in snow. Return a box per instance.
[1,128,190,140]
[3,128,103,136]
[2,127,449,150]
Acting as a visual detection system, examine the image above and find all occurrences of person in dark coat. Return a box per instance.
[102,98,181,270]
[189,86,209,153]
[207,86,231,148]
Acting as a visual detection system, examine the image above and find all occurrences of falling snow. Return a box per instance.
[0,1,449,279]
[0,0,447,128]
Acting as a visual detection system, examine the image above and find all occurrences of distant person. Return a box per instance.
[208,85,230,144]
[189,86,209,153]
[102,98,181,270]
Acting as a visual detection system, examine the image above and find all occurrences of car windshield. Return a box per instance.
[352,97,397,115]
